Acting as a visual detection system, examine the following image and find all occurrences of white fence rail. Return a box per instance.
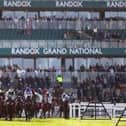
[69,102,126,118]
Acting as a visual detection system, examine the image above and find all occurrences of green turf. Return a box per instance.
[0,118,118,126]
[0,118,126,126]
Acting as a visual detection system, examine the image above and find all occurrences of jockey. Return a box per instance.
[24,87,33,99]
[61,92,70,102]
[34,92,43,103]
[5,88,16,101]
[6,96,14,105]
[43,92,52,104]
[47,92,52,104]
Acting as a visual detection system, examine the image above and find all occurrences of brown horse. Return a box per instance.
[0,96,4,118]
[5,97,15,121]
[41,102,52,118]
[15,97,24,118]
[24,96,33,121]
[58,99,64,117]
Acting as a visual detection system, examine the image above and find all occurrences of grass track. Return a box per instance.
[0,118,125,126]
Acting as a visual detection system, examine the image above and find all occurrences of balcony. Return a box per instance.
[0,19,126,30]
[0,40,126,48]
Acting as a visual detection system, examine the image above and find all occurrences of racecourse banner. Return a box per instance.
[1,0,126,9]
[0,48,125,56]
[107,1,126,8]
[4,0,31,7]
[11,48,103,55]
[2,0,106,8]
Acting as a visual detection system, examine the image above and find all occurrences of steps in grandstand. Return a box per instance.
[115,107,126,126]
[80,102,111,120]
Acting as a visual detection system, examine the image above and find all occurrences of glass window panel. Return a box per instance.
[49,58,61,70]
[23,59,34,69]
[36,58,49,69]
[10,58,23,68]
[0,58,9,66]
[65,59,73,70]
[105,12,126,18]
[74,58,86,70]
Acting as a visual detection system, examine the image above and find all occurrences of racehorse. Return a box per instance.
[55,98,69,118]
[58,99,64,118]
[15,96,24,118]
[41,94,53,118]
[0,96,4,118]
[42,102,51,118]
[5,97,15,121]
[24,96,33,121]
[30,96,39,118]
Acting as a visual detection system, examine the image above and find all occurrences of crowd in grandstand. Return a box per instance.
[0,62,125,119]
[0,63,125,104]
[64,29,122,41]
[0,15,126,30]
[0,62,125,120]
[0,15,125,41]
[1,15,126,23]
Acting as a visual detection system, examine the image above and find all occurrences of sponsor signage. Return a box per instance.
[1,0,126,9]
[11,48,39,55]
[56,1,83,8]
[107,1,126,8]
[1,0,107,9]
[0,0,126,9]
[42,48,102,55]
[4,0,31,7]
[55,1,107,8]
[11,48,103,55]
[10,48,126,56]
[0,48,125,56]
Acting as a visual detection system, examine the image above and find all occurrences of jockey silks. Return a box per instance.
[24,87,33,99]
[56,75,63,84]
[43,94,52,104]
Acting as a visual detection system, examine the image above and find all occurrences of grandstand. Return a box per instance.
[0,0,126,125]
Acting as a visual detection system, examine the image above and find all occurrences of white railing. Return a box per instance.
[69,102,126,118]
[2,71,126,83]
[0,20,126,30]
[0,40,126,48]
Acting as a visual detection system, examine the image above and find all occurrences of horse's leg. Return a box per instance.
[48,110,50,118]
[59,109,64,118]
[18,109,22,119]
[43,110,46,119]
[55,107,59,117]
[8,107,13,121]
[18,109,20,118]
[48,104,51,118]
[0,104,3,118]
[43,111,45,118]
[20,109,23,118]
[28,111,30,121]
[16,108,19,118]
[5,106,8,120]
[59,111,62,118]
[42,105,46,119]
[0,106,1,118]
[30,110,33,120]
[9,112,12,121]
[51,108,54,118]
[39,108,42,118]
[25,111,28,121]
[35,108,39,118]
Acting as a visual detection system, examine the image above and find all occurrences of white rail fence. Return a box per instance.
[69,102,126,118]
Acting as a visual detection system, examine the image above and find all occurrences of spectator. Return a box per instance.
[80,64,85,72]
[68,65,74,72]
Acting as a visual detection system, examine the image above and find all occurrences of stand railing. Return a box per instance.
[69,102,126,118]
